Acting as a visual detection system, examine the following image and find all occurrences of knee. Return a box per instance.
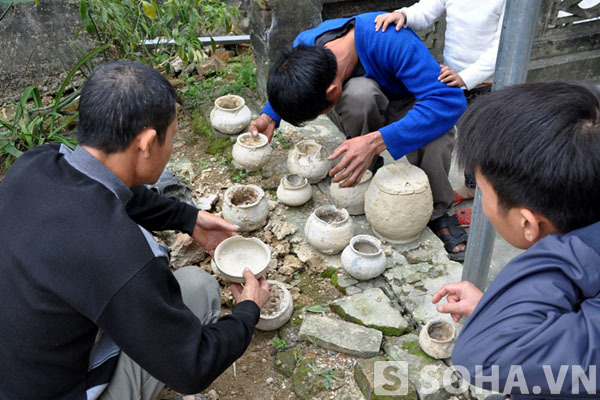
[340,77,383,111]
[174,266,220,300]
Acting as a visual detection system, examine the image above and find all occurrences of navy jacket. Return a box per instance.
[453,221,600,398]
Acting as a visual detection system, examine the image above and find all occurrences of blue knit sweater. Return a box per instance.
[261,11,467,159]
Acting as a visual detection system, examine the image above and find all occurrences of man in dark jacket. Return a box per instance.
[0,61,269,399]
[432,81,600,399]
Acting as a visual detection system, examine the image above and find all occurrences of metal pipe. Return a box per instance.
[461,0,542,290]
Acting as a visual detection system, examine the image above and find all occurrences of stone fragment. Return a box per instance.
[267,220,297,240]
[298,315,382,357]
[331,288,410,336]
[169,233,207,269]
[345,286,362,296]
[196,194,218,211]
[354,356,418,400]
[274,348,297,378]
[291,358,339,399]
[335,271,359,288]
[278,255,303,276]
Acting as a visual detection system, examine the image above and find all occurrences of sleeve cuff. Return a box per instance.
[180,203,199,236]
[232,300,261,325]
[261,101,282,129]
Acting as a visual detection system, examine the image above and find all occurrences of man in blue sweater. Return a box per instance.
[250,12,468,260]
[432,81,600,398]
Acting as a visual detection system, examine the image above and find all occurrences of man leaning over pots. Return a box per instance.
[250,11,468,261]
[0,61,269,400]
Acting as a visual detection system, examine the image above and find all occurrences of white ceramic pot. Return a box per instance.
[232,132,272,171]
[209,94,251,135]
[418,319,457,359]
[213,236,271,283]
[276,174,312,206]
[256,280,294,331]
[330,170,373,215]
[287,139,331,184]
[304,205,353,255]
[364,163,433,244]
[222,184,269,232]
[341,234,386,280]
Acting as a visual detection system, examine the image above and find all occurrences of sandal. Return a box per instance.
[428,214,468,262]
[455,207,472,228]
[146,170,196,207]
[453,185,475,206]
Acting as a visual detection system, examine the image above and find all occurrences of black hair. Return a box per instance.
[457,81,600,233]
[77,61,178,153]
[267,45,337,126]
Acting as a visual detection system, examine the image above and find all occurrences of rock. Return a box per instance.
[331,288,410,336]
[268,200,278,211]
[206,389,219,400]
[266,377,275,385]
[169,233,207,269]
[274,348,297,378]
[278,255,303,277]
[335,272,359,289]
[196,194,218,211]
[292,241,323,266]
[345,286,362,296]
[354,356,418,400]
[355,282,373,291]
[196,56,226,75]
[169,56,184,75]
[291,358,329,400]
[167,157,195,184]
[298,315,382,357]
[267,220,297,240]
[384,334,460,400]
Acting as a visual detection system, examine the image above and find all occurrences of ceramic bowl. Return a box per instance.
[418,319,457,359]
[213,236,271,283]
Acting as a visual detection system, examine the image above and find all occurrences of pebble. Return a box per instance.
[266,377,275,384]
[241,365,248,372]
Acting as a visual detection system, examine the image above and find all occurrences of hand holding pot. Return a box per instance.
[432,281,483,322]
[192,211,239,257]
[328,131,387,188]
[230,269,270,308]
[249,113,276,142]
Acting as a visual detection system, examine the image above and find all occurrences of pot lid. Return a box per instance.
[371,162,430,195]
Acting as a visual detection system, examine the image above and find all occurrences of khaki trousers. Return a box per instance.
[327,77,454,220]
[99,267,221,400]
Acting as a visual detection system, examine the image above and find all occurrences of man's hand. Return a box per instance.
[328,131,386,188]
[191,211,238,257]
[230,269,270,308]
[249,114,276,142]
[432,281,483,322]
[375,11,406,32]
[438,65,465,88]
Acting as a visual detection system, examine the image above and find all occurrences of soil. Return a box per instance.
[217,95,243,109]
[315,208,346,223]
[353,241,378,254]
[261,284,284,316]
[240,134,265,147]
[296,142,319,156]
[230,187,259,206]
[428,321,454,341]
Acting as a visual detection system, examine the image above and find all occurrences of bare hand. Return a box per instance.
[191,211,238,257]
[375,12,405,32]
[230,269,270,308]
[328,131,385,188]
[438,65,465,87]
[432,281,483,322]
[249,114,276,142]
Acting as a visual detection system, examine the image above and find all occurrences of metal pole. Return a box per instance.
[461,0,542,290]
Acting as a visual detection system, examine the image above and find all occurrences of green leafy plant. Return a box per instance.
[272,129,292,150]
[0,45,109,171]
[269,337,288,352]
[308,364,343,390]
[306,304,330,314]
[79,0,240,64]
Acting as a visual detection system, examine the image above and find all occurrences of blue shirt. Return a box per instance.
[261,11,467,159]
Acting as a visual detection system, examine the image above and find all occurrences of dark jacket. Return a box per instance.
[453,221,600,398]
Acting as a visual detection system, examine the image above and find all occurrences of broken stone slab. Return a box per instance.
[169,233,207,269]
[266,220,297,240]
[384,334,461,400]
[354,356,419,400]
[274,348,297,378]
[196,193,218,211]
[335,271,359,288]
[331,288,410,336]
[298,315,382,358]
[345,286,362,296]
[291,241,325,270]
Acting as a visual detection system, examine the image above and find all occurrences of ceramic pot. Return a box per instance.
[418,319,456,359]
[213,236,271,283]
[209,94,251,135]
[364,163,433,244]
[341,234,386,280]
[222,184,269,232]
[232,132,272,171]
[304,205,353,255]
[256,280,294,331]
[330,170,373,215]
[276,174,312,206]
[287,139,331,183]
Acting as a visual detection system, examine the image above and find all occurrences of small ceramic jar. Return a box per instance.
[209,94,251,135]
[276,174,312,206]
[341,234,386,280]
[365,163,433,244]
[222,184,269,232]
[232,132,272,171]
[418,319,457,359]
[287,139,331,183]
[304,205,353,255]
[330,170,373,215]
[256,280,294,331]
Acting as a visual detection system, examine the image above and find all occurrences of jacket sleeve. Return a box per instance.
[126,185,198,235]
[452,235,600,396]
[97,258,260,394]
[400,0,446,31]
[457,1,506,90]
[378,31,467,159]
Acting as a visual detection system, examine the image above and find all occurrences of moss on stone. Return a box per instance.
[401,340,434,361]
[320,266,337,279]
[330,304,409,336]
